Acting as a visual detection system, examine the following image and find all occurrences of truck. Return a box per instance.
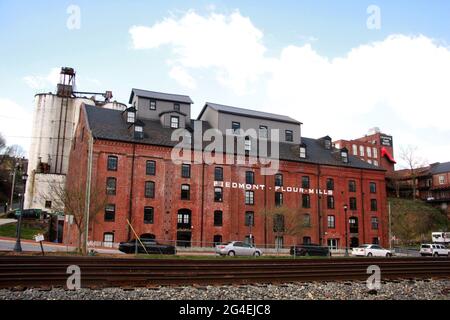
[431,232,450,244]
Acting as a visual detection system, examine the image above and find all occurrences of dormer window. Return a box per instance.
[134,125,143,139]
[324,139,331,150]
[259,125,268,139]
[174,103,180,111]
[170,116,179,129]
[341,148,349,163]
[300,146,307,158]
[285,130,293,142]
[232,121,241,134]
[127,111,135,123]
[150,99,156,110]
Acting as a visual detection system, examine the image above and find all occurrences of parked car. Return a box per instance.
[420,243,450,257]
[118,239,176,254]
[352,244,393,257]
[290,244,330,257]
[215,241,263,257]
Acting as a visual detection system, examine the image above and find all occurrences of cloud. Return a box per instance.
[0,98,33,155]
[23,67,60,90]
[169,66,197,89]
[129,11,450,162]
[130,10,273,94]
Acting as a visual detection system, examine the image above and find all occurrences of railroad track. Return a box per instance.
[0,256,449,289]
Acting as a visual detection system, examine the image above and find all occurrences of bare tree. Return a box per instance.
[41,181,107,254]
[259,205,310,247]
[399,145,428,200]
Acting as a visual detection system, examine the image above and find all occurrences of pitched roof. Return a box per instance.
[129,88,193,104]
[430,162,450,175]
[198,102,302,125]
[84,104,383,171]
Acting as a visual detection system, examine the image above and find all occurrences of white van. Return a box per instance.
[420,243,449,257]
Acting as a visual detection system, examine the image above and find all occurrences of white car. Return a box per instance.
[352,244,393,257]
[215,241,263,257]
[420,244,450,257]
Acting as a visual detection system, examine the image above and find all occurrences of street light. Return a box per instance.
[343,204,348,257]
[13,172,28,253]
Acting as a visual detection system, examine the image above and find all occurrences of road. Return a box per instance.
[0,238,123,255]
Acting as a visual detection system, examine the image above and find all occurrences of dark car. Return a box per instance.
[118,239,176,255]
[290,244,331,257]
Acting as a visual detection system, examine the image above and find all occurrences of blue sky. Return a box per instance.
[1,0,450,166]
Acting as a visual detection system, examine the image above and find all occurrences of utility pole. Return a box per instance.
[9,164,18,211]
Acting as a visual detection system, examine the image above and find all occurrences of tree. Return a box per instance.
[399,145,428,200]
[258,205,310,248]
[41,181,107,254]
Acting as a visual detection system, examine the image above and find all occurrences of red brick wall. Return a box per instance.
[64,109,388,249]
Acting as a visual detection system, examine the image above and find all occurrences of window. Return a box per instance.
[372,237,379,245]
[439,175,445,185]
[327,196,335,209]
[214,167,223,181]
[144,207,154,224]
[146,160,156,175]
[349,197,357,210]
[285,130,293,142]
[367,146,372,158]
[369,182,377,193]
[213,235,223,246]
[174,103,180,111]
[245,190,254,205]
[127,111,135,123]
[302,194,311,208]
[245,171,255,185]
[149,99,156,110]
[326,178,334,190]
[104,204,115,222]
[327,215,335,229]
[107,156,118,171]
[341,151,348,163]
[359,145,365,156]
[170,116,179,129]
[181,164,191,178]
[244,137,251,151]
[245,211,254,226]
[367,159,372,164]
[232,121,240,133]
[214,187,223,202]
[373,160,379,166]
[273,214,285,233]
[352,144,358,155]
[275,192,283,207]
[299,146,307,158]
[275,236,284,249]
[349,180,356,192]
[275,173,283,187]
[106,177,116,195]
[181,184,190,200]
[45,201,52,209]
[303,214,311,227]
[324,139,331,149]
[371,217,379,230]
[145,181,155,198]
[302,176,310,189]
[177,211,191,229]
[370,199,378,211]
[349,217,358,233]
[103,233,114,247]
[134,126,144,139]
[373,148,378,158]
[303,236,311,245]
[214,210,223,226]
[259,125,268,138]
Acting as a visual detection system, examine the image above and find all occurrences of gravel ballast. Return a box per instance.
[1,279,449,300]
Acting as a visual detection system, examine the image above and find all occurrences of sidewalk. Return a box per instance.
[0,219,17,226]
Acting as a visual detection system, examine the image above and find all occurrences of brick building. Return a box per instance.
[63,89,388,250]
[334,128,396,173]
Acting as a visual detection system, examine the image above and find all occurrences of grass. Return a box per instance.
[131,254,333,260]
[0,223,46,240]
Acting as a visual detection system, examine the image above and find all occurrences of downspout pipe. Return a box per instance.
[127,142,137,240]
[83,133,93,254]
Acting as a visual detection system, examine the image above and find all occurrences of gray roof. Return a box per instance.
[430,162,450,175]
[129,88,193,104]
[84,104,383,171]
[198,102,302,125]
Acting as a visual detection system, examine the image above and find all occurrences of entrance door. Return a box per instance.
[177,231,191,247]
[350,237,359,248]
[327,239,339,250]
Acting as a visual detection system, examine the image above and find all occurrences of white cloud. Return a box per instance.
[169,66,197,89]
[0,98,33,156]
[130,10,274,94]
[23,67,60,90]
[130,11,450,162]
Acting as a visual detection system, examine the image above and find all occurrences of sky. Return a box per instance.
[0,0,450,169]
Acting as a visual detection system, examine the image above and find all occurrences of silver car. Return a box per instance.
[215,241,263,257]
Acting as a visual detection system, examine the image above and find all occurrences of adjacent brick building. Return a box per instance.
[63,89,388,250]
